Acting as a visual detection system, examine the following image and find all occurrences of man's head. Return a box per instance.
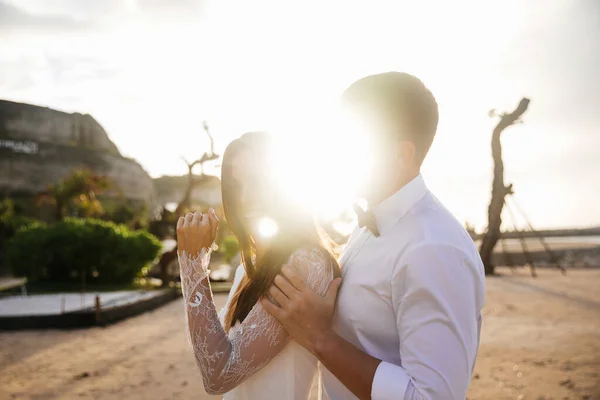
[342,72,438,200]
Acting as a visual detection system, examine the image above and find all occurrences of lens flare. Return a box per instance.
[256,217,278,238]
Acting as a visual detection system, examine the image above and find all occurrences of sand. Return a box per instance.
[1,267,599,400]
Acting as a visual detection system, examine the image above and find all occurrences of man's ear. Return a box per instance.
[398,140,416,166]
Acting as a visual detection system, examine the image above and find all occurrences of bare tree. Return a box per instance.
[479,98,530,275]
[159,121,220,286]
[174,121,219,217]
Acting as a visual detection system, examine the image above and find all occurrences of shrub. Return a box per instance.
[6,218,162,284]
[0,199,38,270]
[219,234,240,264]
[0,212,38,245]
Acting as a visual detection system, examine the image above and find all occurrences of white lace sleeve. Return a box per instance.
[178,247,334,395]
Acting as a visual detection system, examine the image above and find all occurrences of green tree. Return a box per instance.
[36,168,113,220]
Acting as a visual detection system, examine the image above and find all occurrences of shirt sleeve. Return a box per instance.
[178,247,334,395]
[371,243,483,400]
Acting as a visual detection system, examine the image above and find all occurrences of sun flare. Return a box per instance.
[267,108,373,219]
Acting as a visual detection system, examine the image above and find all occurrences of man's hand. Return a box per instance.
[263,264,381,400]
[261,264,342,355]
[176,208,218,257]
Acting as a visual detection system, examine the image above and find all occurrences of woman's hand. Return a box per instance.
[176,208,219,257]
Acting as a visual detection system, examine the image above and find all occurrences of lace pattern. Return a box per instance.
[178,247,334,395]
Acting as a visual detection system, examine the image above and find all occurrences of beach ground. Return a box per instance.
[1,267,599,400]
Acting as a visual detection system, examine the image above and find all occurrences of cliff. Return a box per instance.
[0,100,154,205]
[0,100,120,154]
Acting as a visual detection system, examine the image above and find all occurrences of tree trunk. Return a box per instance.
[55,199,64,221]
[480,98,530,275]
[159,248,178,287]
[174,170,195,218]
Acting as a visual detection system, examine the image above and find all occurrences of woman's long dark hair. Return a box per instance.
[222,131,341,332]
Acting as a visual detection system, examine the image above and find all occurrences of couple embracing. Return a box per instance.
[176,72,486,400]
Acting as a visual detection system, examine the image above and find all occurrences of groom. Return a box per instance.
[262,72,486,399]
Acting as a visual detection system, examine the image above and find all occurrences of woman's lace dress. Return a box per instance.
[178,247,334,399]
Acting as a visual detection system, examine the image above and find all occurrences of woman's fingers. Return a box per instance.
[208,208,218,240]
[197,213,211,246]
[200,212,210,228]
[209,207,219,222]
[176,217,186,251]
[178,209,218,252]
[192,211,202,226]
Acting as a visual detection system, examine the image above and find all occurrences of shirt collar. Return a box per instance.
[371,173,428,236]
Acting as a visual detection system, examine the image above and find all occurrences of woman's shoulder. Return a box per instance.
[287,247,335,292]
[287,247,331,269]
[289,246,331,261]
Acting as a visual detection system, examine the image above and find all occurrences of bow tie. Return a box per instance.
[353,204,380,237]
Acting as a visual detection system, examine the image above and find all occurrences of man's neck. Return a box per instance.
[367,170,420,208]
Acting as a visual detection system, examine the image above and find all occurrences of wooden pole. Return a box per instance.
[94,295,101,324]
[507,196,567,274]
[504,199,537,277]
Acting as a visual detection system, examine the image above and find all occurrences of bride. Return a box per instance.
[176,131,341,399]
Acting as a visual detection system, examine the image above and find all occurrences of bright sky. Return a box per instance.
[1,0,599,230]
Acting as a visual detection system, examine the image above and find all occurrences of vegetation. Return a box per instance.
[36,168,114,220]
[219,234,240,264]
[2,167,159,287]
[0,198,37,272]
[103,201,149,229]
[6,218,161,284]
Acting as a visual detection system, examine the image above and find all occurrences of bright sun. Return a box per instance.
[268,107,373,220]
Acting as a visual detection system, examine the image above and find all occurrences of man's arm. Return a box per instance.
[371,243,483,399]
[262,244,483,400]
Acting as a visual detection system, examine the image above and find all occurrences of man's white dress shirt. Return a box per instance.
[322,174,486,400]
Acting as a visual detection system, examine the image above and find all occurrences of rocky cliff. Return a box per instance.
[0,100,154,205]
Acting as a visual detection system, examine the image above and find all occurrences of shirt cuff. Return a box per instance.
[371,361,411,400]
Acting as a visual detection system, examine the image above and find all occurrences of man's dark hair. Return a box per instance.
[342,72,439,165]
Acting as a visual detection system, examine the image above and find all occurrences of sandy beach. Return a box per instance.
[1,267,599,400]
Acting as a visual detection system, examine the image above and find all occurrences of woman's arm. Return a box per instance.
[179,247,334,395]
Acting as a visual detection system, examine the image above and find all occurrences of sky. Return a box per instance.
[1,0,599,230]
